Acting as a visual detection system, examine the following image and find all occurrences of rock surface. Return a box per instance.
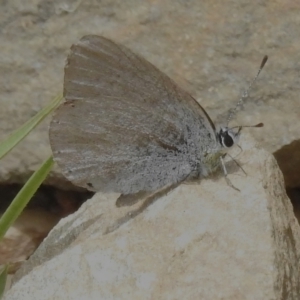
[0,0,300,187]
[0,186,92,275]
[4,134,300,300]
[1,2,300,298]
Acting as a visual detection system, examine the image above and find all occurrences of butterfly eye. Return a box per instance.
[222,132,234,147]
[219,128,235,148]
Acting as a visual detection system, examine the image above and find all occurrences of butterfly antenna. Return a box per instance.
[227,55,268,124]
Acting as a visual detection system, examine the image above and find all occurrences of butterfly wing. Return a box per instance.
[49,35,217,194]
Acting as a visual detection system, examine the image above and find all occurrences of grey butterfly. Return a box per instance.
[49,35,267,206]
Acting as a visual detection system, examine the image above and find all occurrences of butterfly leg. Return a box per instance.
[226,152,247,176]
[220,155,240,192]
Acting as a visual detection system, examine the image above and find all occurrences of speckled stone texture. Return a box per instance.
[5,134,300,300]
[0,0,300,187]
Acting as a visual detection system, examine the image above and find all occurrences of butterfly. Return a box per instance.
[49,35,267,206]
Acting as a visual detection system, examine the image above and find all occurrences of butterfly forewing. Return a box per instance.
[49,35,217,194]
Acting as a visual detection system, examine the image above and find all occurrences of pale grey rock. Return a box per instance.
[5,135,300,300]
[0,0,299,188]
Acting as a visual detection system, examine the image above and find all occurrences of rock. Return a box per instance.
[4,134,300,299]
[0,209,60,274]
[1,1,300,296]
[0,185,93,279]
[0,0,299,189]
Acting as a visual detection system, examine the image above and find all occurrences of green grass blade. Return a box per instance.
[0,93,62,160]
[0,156,54,241]
[0,265,8,299]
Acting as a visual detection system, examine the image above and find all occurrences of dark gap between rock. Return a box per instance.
[0,183,94,273]
[274,139,300,224]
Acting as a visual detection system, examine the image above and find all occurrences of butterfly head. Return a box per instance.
[216,122,263,152]
[217,126,241,149]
